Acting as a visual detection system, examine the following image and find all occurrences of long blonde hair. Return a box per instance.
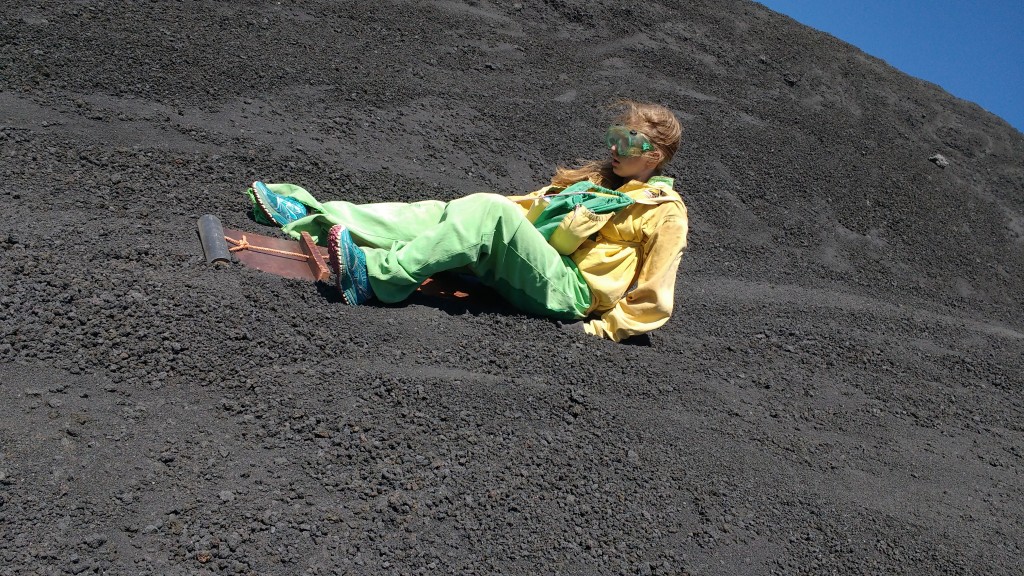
[550,100,683,188]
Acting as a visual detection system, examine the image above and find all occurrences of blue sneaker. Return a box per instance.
[252,181,308,226]
[328,225,374,306]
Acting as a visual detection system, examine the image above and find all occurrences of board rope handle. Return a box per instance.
[224,234,309,260]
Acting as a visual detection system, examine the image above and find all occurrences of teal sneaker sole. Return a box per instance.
[252,181,308,226]
[328,225,373,306]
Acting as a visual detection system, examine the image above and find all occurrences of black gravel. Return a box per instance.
[1,1,1022,574]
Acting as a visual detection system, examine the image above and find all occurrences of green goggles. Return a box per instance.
[605,125,655,157]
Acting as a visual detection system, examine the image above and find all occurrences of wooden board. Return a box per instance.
[220,227,490,303]
[222,228,330,282]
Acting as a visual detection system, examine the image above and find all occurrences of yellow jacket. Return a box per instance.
[511,176,688,342]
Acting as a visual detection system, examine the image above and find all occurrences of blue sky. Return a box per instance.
[755,0,1024,134]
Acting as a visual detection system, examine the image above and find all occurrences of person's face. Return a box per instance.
[606,125,662,180]
[610,150,657,179]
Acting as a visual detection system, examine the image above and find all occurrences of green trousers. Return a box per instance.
[270,185,592,319]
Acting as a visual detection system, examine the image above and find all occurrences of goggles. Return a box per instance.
[605,125,655,157]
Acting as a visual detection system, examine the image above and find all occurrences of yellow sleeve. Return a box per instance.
[584,203,688,342]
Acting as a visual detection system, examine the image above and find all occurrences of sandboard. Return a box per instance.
[197,215,479,300]
[222,227,330,281]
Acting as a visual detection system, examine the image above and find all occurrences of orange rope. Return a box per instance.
[224,235,308,260]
